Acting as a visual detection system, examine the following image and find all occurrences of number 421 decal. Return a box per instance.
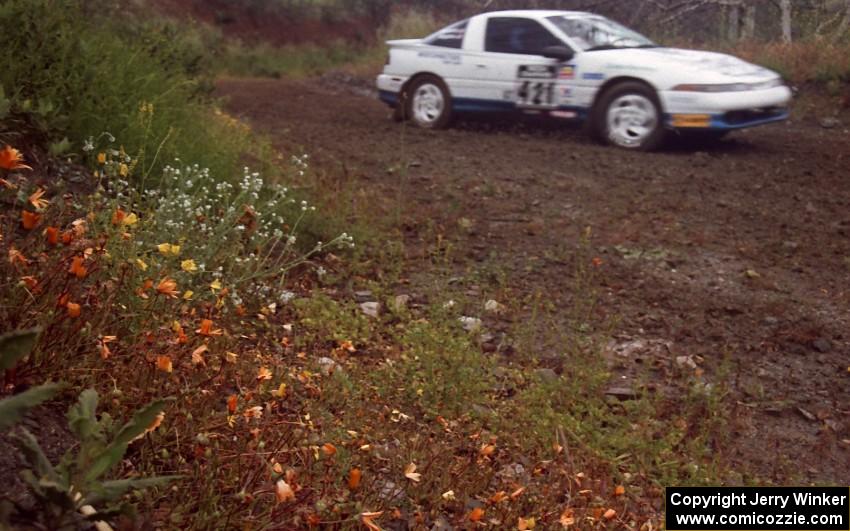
[516,65,559,108]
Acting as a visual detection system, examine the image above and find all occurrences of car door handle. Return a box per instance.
[475,64,488,69]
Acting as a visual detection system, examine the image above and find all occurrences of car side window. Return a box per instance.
[425,20,468,49]
[485,17,563,55]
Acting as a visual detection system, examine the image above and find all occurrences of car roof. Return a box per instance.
[478,10,593,19]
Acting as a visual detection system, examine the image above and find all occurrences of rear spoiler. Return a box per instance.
[386,38,423,48]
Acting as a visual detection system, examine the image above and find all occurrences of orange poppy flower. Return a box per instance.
[156,355,173,373]
[469,507,485,522]
[227,394,238,414]
[61,230,73,245]
[45,226,59,245]
[0,145,32,171]
[28,188,48,210]
[111,209,126,226]
[68,256,88,278]
[156,278,179,298]
[66,302,81,318]
[348,468,362,490]
[20,276,38,290]
[21,210,41,230]
[196,318,222,336]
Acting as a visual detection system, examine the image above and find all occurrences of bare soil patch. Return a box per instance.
[217,76,850,484]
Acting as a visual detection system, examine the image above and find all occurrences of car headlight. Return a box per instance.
[672,78,784,92]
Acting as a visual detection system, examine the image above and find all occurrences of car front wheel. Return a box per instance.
[594,82,665,151]
[405,75,452,129]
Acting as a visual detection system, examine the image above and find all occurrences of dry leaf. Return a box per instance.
[361,511,383,531]
[489,491,508,504]
[404,463,421,482]
[518,517,536,530]
[559,508,575,527]
[275,479,295,503]
[191,345,208,366]
[479,444,496,457]
[510,487,526,499]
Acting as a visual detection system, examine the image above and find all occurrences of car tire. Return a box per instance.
[592,81,665,151]
[405,75,452,129]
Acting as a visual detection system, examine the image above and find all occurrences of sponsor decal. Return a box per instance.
[671,114,712,128]
[517,65,558,79]
[559,65,576,79]
[417,51,461,65]
[582,72,606,81]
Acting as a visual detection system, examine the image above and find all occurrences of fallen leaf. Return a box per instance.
[191,345,208,366]
[559,508,575,527]
[489,491,508,504]
[361,511,383,531]
[404,462,421,482]
[480,443,496,457]
[518,517,536,530]
[275,479,295,503]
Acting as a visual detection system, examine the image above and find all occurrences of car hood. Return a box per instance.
[583,47,779,84]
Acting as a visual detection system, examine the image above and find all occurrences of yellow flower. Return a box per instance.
[156,243,180,257]
[210,279,222,292]
[182,290,194,300]
[181,259,197,273]
[273,383,287,398]
[257,367,272,381]
[119,163,129,177]
[122,212,138,226]
[225,351,238,364]
[97,152,106,164]
[135,258,148,271]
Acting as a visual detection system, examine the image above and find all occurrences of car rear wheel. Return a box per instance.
[594,82,665,151]
[405,75,452,129]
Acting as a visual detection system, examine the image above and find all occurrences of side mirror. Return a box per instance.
[541,45,574,62]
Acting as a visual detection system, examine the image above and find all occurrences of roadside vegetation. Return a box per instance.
[0,0,837,529]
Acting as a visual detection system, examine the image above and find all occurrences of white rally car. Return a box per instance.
[376,10,792,150]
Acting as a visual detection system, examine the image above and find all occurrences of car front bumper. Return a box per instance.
[660,85,792,130]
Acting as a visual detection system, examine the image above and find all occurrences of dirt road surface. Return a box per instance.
[217,76,850,484]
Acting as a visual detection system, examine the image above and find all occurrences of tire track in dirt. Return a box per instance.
[217,76,850,483]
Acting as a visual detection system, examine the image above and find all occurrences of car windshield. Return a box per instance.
[547,15,656,51]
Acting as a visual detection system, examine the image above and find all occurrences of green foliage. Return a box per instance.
[0,383,65,432]
[383,315,494,418]
[3,390,179,528]
[0,328,40,371]
[0,0,261,181]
